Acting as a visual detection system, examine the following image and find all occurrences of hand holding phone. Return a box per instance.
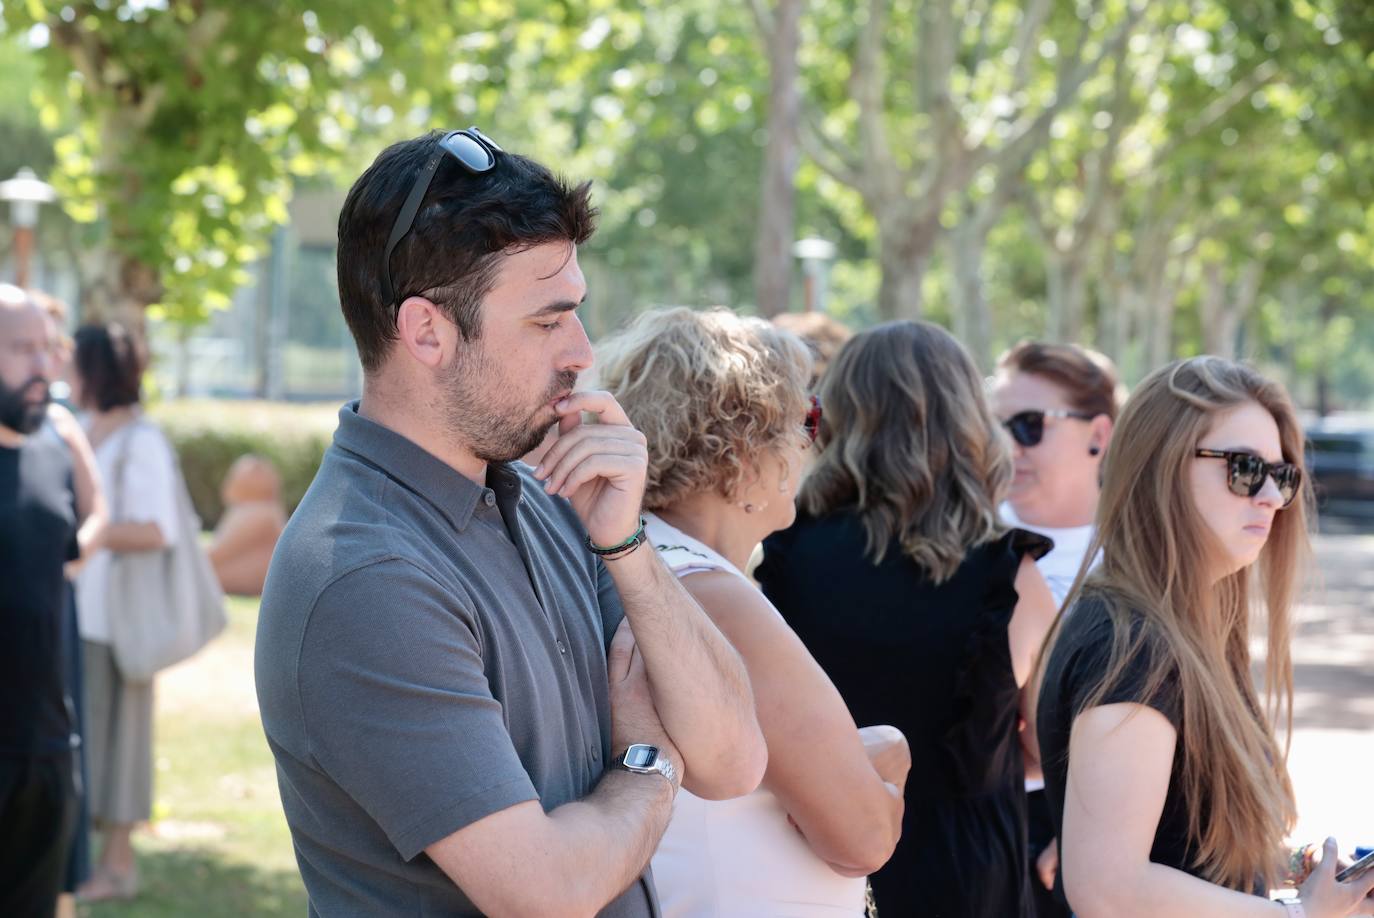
[1335,849,1374,884]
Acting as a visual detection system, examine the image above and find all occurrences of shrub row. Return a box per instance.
[152,400,339,529]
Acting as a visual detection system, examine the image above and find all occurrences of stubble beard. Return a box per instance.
[439,340,578,465]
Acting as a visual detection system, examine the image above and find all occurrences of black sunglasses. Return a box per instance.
[1194,449,1302,508]
[804,395,822,444]
[379,127,504,310]
[1002,409,1096,448]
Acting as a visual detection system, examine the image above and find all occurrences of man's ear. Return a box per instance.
[394,296,457,369]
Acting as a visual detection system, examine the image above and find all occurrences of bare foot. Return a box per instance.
[76,868,138,903]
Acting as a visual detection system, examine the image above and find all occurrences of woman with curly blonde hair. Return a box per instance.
[597,307,909,917]
[756,319,1058,918]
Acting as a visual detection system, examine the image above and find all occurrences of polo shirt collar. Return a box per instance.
[333,401,504,531]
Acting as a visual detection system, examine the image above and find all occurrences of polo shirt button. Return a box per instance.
[483,492,496,507]
[591,745,600,762]
[557,639,567,655]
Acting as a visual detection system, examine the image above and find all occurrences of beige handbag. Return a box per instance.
[107,419,227,683]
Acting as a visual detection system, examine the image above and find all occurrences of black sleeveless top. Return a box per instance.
[758,509,1052,918]
[0,422,79,757]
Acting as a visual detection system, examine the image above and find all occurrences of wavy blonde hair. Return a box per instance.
[1036,356,1309,891]
[593,307,812,510]
[799,320,1012,581]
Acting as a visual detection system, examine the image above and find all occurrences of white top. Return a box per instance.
[644,514,868,918]
[76,418,179,644]
[1000,503,1097,611]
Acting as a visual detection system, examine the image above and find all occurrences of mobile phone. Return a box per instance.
[1335,849,1374,884]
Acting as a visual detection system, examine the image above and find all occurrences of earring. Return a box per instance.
[738,501,766,514]
[1089,446,1101,456]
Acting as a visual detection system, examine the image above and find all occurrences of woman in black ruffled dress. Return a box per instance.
[757,321,1059,918]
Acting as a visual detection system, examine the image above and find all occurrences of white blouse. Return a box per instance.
[76,417,179,644]
[644,513,868,918]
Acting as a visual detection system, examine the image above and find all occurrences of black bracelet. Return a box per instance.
[587,518,648,558]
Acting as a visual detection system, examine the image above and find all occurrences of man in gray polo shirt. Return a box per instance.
[255,130,767,916]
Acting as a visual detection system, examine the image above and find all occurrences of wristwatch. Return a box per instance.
[615,744,678,788]
[1276,898,1306,918]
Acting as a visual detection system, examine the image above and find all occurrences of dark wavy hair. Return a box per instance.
[73,322,143,411]
[337,131,599,372]
[800,320,1012,581]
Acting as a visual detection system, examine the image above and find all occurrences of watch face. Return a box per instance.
[625,745,658,769]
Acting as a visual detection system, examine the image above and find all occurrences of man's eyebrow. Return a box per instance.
[528,296,586,318]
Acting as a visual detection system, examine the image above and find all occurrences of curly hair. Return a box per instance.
[593,307,812,510]
[800,320,1012,582]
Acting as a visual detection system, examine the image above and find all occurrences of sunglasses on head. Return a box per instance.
[1002,409,1096,448]
[803,395,822,444]
[379,127,504,311]
[1194,449,1302,508]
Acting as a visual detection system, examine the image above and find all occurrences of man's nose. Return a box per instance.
[561,313,594,373]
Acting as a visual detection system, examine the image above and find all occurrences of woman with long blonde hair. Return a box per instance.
[757,320,1058,917]
[1034,356,1374,917]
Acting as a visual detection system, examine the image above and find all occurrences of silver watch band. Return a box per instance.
[617,745,677,788]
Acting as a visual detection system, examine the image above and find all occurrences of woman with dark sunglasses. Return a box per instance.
[990,341,1124,918]
[991,342,1122,608]
[1033,357,1374,918]
[596,307,909,917]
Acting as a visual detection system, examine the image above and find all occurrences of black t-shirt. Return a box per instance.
[1036,593,1201,904]
[0,423,79,756]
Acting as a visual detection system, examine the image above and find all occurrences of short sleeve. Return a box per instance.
[119,425,179,546]
[595,557,626,655]
[297,561,538,861]
[1062,602,1183,729]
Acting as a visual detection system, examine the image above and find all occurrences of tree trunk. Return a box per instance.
[949,220,992,370]
[876,216,938,319]
[79,245,161,339]
[753,0,802,317]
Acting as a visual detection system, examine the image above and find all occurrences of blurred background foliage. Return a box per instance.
[1,0,1372,408]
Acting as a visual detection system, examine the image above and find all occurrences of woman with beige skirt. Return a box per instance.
[72,322,178,902]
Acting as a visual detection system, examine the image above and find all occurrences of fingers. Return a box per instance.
[550,453,647,501]
[535,428,646,495]
[1319,838,1339,878]
[555,389,632,427]
[607,618,636,684]
[1037,839,1059,890]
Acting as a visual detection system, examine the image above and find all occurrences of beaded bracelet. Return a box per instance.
[587,518,648,558]
[1285,843,1319,887]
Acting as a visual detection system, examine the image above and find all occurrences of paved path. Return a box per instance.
[1286,532,1374,853]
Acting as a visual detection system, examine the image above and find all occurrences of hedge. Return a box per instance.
[152,400,340,529]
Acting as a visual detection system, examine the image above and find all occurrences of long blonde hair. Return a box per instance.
[1038,356,1310,891]
[799,320,1011,581]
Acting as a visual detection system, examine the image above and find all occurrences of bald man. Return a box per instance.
[0,284,82,917]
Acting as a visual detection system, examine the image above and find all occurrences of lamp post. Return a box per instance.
[0,167,58,288]
[792,236,837,313]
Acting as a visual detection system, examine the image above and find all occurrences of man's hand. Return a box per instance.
[607,619,681,792]
[858,724,911,789]
[533,390,648,549]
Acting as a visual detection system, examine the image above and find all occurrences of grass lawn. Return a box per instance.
[79,596,307,917]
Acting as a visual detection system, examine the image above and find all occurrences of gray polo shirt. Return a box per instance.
[255,403,657,916]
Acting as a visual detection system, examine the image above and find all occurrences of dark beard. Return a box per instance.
[0,376,49,434]
[440,342,578,465]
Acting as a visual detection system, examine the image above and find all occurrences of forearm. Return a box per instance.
[604,547,765,798]
[1069,861,1286,918]
[103,521,166,552]
[544,770,675,913]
